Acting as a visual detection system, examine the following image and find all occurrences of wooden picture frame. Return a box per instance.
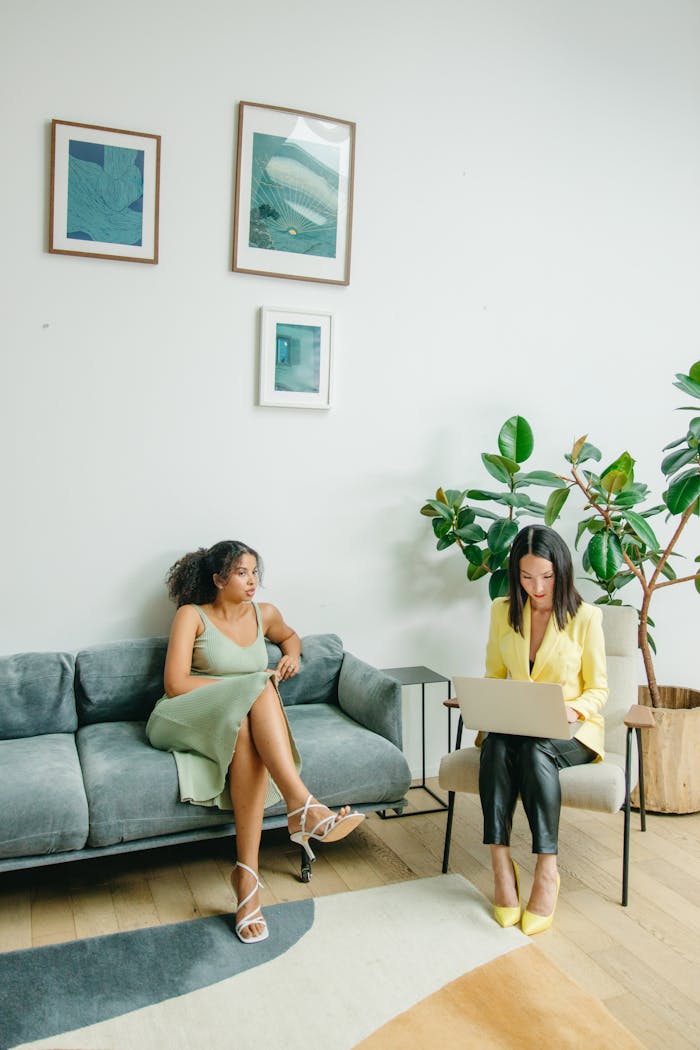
[49,119,161,263]
[233,102,355,285]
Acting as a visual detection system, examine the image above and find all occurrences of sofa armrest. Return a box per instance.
[337,653,403,750]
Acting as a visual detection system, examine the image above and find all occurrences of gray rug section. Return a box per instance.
[0,898,314,1049]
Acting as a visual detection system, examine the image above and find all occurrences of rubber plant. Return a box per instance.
[543,361,700,707]
[420,416,565,599]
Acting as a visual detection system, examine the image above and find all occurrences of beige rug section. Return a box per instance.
[355,942,644,1050]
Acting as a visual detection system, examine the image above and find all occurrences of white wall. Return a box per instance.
[2,0,699,774]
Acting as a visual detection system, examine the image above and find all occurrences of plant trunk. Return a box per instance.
[637,593,661,708]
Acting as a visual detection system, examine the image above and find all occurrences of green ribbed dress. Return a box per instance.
[146,604,301,811]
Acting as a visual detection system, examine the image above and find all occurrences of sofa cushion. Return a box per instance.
[77,722,234,847]
[76,638,169,725]
[271,634,344,706]
[270,704,412,811]
[0,651,76,740]
[0,734,88,858]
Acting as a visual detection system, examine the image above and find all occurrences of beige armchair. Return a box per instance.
[438,604,654,905]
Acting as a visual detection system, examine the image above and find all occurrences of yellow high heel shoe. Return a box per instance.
[494,860,521,928]
[521,873,560,936]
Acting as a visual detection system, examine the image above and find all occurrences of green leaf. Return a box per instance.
[566,441,602,465]
[486,548,509,570]
[482,453,519,484]
[544,487,569,525]
[624,510,659,551]
[663,436,687,451]
[487,519,519,552]
[498,416,534,463]
[455,522,488,543]
[647,632,657,656]
[462,544,485,566]
[514,470,566,489]
[420,503,439,518]
[467,562,488,581]
[695,555,700,596]
[611,572,637,590]
[665,471,700,514]
[436,533,457,551]
[648,553,677,581]
[673,370,700,399]
[423,499,454,521]
[524,501,546,517]
[612,482,651,509]
[498,493,532,508]
[444,489,465,509]
[472,508,504,522]
[432,517,452,539]
[466,489,502,501]
[661,445,697,477]
[575,517,597,548]
[690,361,700,383]
[488,568,510,600]
[600,453,635,496]
[688,417,700,443]
[457,507,476,529]
[587,531,624,580]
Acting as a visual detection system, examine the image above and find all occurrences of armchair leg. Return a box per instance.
[442,791,455,873]
[635,726,647,833]
[622,727,633,906]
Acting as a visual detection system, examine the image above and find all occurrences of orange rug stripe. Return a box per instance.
[355,943,643,1049]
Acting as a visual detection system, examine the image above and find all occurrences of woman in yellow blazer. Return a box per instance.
[479,525,608,935]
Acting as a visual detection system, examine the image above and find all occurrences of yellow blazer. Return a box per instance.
[483,597,608,760]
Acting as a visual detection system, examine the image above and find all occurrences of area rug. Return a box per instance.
[0,874,642,1050]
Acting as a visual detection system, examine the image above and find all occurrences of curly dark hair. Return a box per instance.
[166,540,263,607]
[507,525,582,635]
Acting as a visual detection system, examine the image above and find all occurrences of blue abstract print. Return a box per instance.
[67,139,144,246]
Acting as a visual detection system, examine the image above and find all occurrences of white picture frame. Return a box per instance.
[259,307,333,409]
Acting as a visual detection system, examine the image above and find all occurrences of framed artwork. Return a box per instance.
[49,119,161,263]
[259,307,333,409]
[233,102,355,285]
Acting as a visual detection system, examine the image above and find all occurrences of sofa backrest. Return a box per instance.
[272,634,344,706]
[76,637,169,725]
[75,632,344,724]
[0,651,76,739]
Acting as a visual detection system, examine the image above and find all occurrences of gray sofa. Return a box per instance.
[0,633,412,878]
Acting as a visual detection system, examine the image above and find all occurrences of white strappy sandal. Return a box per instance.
[288,795,365,861]
[232,862,269,944]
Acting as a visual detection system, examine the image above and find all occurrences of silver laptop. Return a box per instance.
[453,676,578,740]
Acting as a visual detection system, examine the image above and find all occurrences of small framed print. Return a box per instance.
[49,119,161,263]
[259,307,333,409]
[234,102,355,285]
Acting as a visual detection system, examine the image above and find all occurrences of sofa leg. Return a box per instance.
[442,791,455,874]
[300,846,312,883]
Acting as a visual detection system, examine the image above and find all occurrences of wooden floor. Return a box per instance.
[1,782,699,1049]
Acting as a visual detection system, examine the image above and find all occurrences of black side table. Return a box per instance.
[379,665,452,818]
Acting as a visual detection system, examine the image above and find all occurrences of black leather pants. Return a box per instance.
[479,733,595,854]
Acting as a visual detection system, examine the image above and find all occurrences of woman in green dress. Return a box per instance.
[146,540,364,943]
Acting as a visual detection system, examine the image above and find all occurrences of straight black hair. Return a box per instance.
[507,525,582,635]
